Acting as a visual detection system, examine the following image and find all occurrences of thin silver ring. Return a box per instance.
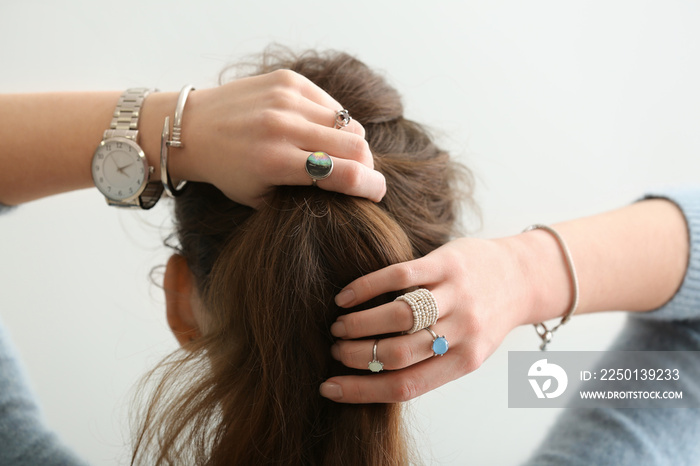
[368,339,384,372]
[334,109,352,129]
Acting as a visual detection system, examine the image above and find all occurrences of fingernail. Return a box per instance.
[330,321,347,338]
[331,344,341,360]
[320,382,343,401]
[335,289,355,307]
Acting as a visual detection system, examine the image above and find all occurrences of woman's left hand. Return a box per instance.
[171,70,386,208]
[319,235,555,403]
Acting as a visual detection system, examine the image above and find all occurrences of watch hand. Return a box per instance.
[115,162,134,175]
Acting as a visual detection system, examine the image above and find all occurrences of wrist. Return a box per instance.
[509,229,573,326]
[139,91,177,180]
[166,87,211,186]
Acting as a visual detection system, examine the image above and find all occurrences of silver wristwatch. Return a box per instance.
[91,88,163,209]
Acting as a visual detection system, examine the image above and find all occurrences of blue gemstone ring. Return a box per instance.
[425,327,449,357]
[305,151,334,185]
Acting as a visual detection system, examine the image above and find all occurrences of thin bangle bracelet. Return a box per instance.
[522,224,580,351]
[160,84,195,197]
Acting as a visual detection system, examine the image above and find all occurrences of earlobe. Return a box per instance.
[164,254,200,346]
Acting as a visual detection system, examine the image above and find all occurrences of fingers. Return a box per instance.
[315,156,386,202]
[262,71,371,166]
[292,121,373,168]
[263,70,367,140]
[332,328,445,371]
[272,149,386,202]
[332,289,450,339]
[335,259,441,307]
[297,99,365,139]
[275,69,344,112]
[320,352,463,404]
[331,302,412,338]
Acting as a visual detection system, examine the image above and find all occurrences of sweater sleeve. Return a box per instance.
[0,316,88,465]
[523,188,700,466]
[634,187,700,321]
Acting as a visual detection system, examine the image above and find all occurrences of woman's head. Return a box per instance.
[134,49,472,465]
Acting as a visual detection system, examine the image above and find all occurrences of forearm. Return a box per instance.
[515,198,689,325]
[0,91,177,205]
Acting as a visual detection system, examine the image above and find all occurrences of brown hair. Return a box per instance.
[132,49,473,465]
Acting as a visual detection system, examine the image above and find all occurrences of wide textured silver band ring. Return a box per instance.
[395,288,439,334]
[425,327,449,357]
[305,151,333,186]
[368,339,384,372]
[334,109,352,129]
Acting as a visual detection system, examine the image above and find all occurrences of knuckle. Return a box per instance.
[347,134,370,157]
[458,349,483,375]
[268,87,298,111]
[463,311,483,337]
[268,69,300,88]
[345,381,366,403]
[353,277,377,301]
[392,264,416,289]
[257,109,288,134]
[341,162,364,191]
[390,377,420,402]
[354,383,375,404]
[339,344,365,367]
[392,303,413,332]
[390,343,415,368]
[442,252,462,276]
[341,314,362,337]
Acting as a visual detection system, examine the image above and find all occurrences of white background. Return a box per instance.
[1,1,700,464]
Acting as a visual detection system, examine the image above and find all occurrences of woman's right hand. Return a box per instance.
[172,69,386,208]
[320,234,566,403]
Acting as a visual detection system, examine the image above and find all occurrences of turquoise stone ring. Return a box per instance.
[425,327,449,357]
[305,151,333,184]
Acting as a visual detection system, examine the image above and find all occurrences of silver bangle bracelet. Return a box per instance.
[522,224,580,351]
[160,84,195,197]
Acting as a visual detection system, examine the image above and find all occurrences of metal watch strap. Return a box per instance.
[106,181,163,209]
[105,88,163,209]
[105,87,151,139]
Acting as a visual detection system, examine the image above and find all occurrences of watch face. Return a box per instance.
[92,138,149,201]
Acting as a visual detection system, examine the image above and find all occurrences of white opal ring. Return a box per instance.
[368,339,384,372]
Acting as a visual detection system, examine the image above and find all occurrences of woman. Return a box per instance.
[134,51,700,465]
[131,49,470,464]
[2,48,698,465]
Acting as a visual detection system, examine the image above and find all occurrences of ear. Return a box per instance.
[164,254,200,346]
